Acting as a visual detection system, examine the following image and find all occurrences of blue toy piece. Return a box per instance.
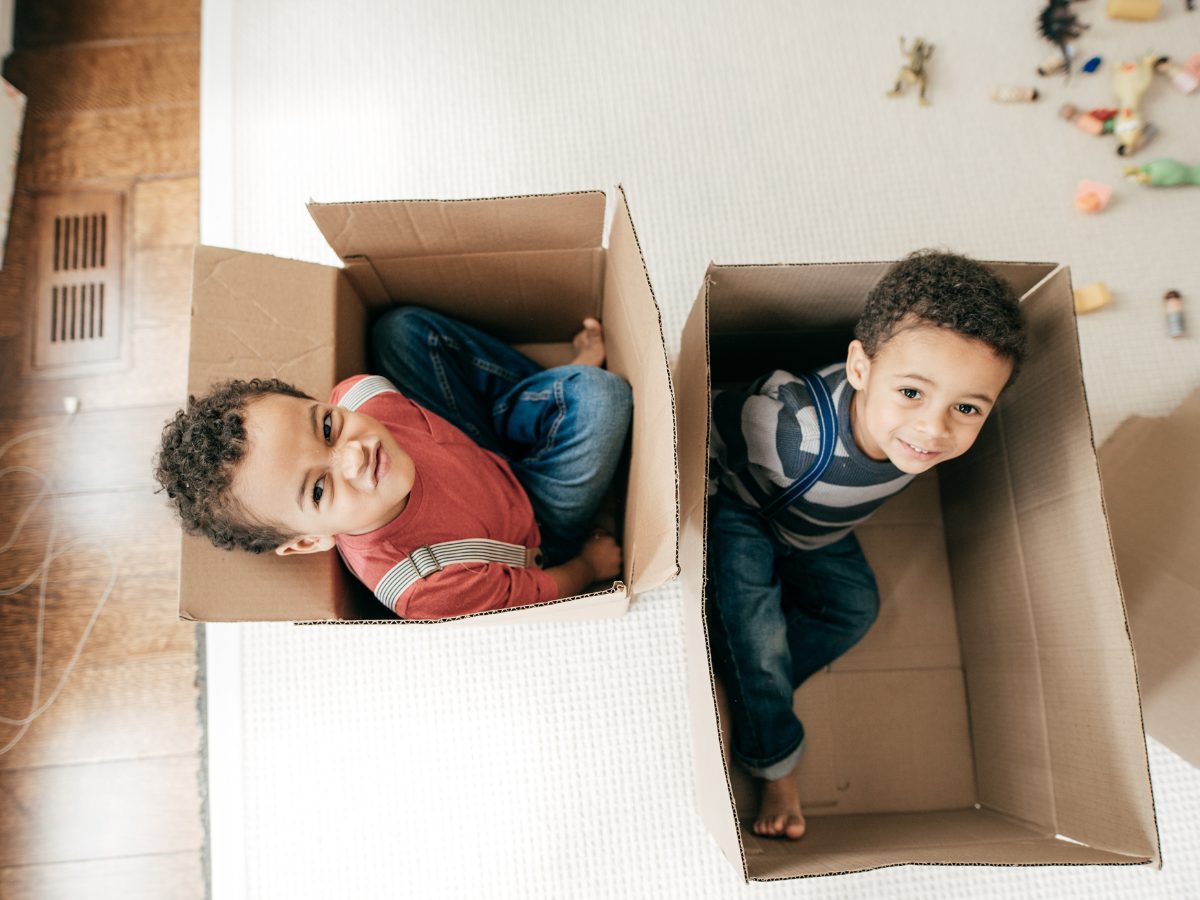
[1083,56,1102,73]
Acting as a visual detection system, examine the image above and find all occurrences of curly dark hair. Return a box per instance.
[154,378,313,553]
[855,249,1027,382]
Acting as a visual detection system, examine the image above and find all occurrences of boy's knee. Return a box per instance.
[371,306,437,366]
[562,366,632,421]
[848,589,881,638]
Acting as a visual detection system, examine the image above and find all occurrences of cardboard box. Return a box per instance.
[181,188,679,623]
[1099,387,1200,768]
[676,261,1159,879]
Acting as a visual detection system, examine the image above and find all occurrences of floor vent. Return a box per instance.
[32,191,124,371]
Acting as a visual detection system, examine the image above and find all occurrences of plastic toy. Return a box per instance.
[1082,55,1103,73]
[887,37,934,105]
[1038,1,1089,76]
[1060,103,1116,135]
[1074,283,1113,314]
[1154,57,1199,93]
[1111,55,1162,155]
[1075,180,1113,211]
[1164,291,1186,338]
[1122,158,1200,186]
[991,85,1040,102]
[1187,54,1200,79]
[1106,0,1161,19]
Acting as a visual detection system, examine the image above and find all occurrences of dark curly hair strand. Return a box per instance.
[855,249,1027,383]
[154,378,313,554]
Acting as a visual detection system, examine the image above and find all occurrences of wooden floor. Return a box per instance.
[0,2,204,898]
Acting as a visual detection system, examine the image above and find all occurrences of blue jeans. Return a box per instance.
[706,491,880,780]
[371,306,632,567]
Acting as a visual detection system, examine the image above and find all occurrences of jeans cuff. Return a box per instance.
[743,738,805,782]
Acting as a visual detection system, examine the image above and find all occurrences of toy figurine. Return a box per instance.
[1154,57,1199,93]
[1122,158,1200,186]
[1111,55,1163,156]
[1038,0,1090,76]
[1164,291,1186,338]
[887,37,934,106]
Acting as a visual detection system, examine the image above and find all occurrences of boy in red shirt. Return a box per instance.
[155,307,630,619]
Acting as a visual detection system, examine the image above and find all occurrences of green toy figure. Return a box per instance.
[1123,158,1200,185]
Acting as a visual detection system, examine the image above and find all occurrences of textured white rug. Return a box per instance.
[200,0,1200,896]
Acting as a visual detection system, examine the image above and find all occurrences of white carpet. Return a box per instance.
[200,1,1200,896]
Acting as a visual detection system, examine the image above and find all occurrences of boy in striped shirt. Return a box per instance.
[707,250,1026,840]
[154,307,630,619]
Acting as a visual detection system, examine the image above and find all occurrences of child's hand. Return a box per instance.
[582,531,622,581]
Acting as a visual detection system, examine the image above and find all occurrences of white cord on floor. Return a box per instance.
[0,399,118,755]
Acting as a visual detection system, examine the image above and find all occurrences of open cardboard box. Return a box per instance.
[1099,387,1200,769]
[180,188,679,623]
[676,261,1159,879]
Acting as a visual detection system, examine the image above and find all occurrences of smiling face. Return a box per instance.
[229,393,416,555]
[845,321,1015,475]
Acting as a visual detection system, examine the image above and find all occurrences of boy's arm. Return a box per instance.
[544,533,622,597]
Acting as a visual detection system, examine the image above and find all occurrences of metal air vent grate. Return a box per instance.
[32,191,124,370]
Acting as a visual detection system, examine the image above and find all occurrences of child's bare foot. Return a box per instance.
[570,317,606,367]
[753,775,806,840]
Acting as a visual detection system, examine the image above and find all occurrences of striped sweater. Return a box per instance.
[710,363,915,549]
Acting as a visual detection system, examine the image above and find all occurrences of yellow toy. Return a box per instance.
[1074,282,1113,315]
[887,37,934,106]
[1111,55,1160,155]
[1106,0,1161,20]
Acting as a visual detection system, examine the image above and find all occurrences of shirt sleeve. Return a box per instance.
[395,562,560,620]
[712,370,812,489]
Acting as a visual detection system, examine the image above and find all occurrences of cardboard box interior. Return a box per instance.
[1099,387,1200,769]
[180,189,678,623]
[676,261,1159,880]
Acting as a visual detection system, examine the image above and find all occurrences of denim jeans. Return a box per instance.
[371,306,632,567]
[706,491,880,780]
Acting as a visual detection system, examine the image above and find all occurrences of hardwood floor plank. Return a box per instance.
[0,755,203,866]
[0,404,179,492]
[26,104,198,189]
[14,1,199,50]
[0,656,199,770]
[0,851,204,900]
[133,245,194,326]
[4,40,199,114]
[0,489,191,675]
[132,176,199,249]
[0,319,190,418]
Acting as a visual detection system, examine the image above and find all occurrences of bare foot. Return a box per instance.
[570,317,606,367]
[753,776,806,840]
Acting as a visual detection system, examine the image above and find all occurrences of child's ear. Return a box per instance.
[845,339,871,390]
[275,534,336,556]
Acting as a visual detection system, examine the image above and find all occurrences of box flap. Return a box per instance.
[602,187,680,594]
[183,245,366,622]
[1099,388,1200,768]
[743,808,1149,880]
[307,190,606,259]
[941,265,1158,862]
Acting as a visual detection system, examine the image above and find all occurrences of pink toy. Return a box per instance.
[1075,180,1113,212]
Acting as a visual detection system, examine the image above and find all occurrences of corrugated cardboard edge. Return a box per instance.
[613,184,681,592]
[1052,259,1162,869]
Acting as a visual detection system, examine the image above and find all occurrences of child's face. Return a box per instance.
[845,322,1014,475]
[230,393,416,555]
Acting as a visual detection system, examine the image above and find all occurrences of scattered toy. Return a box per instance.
[1038,1,1090,76]
[887,37,934,106]
[1060,102,1116,135]
[1187,54,1200,79]
[1074,282,1113,314]
[1154,57,1199,93]
[991,85,1040,102]
[1112,55,1163,155]
[1038,47,1075,76]
[1082,55,1103,73]
[1106,0,1161,19]
[1164,290,1186,338]
[1123,157,1200,185]
[1075,179,1113,211]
